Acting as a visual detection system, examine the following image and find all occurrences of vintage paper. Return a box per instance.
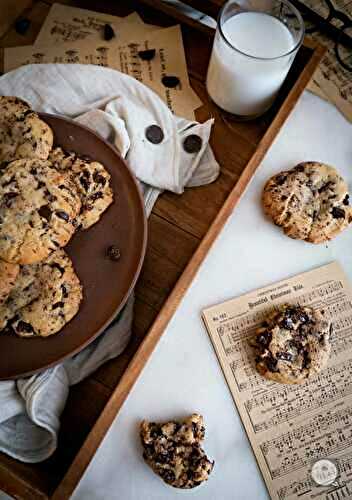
[203,262,352,500]
[305,0,352,122]
[4,24,202,120]
[35,3,158,45]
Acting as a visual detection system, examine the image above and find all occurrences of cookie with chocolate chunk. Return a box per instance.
[253,305,331,384]
[0,158,81,264]
[11,249,82,337]
[140,414,214,489]
[49,147,113,230]
[262,162,352,243]
[0,261,41,330]
[0,96,53,166]
[1,249,82,337]
[0,260,19,304]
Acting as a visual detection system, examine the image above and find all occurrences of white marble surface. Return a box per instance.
[0,91,351,500]
[69,91,352,499]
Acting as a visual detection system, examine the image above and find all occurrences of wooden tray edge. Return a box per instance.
[50,41,325,500]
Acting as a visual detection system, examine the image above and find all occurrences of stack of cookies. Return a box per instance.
[0,96,113,338]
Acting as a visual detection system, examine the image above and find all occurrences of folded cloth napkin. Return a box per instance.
[0,64,219,463]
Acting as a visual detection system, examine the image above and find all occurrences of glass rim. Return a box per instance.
[218,0,305,61]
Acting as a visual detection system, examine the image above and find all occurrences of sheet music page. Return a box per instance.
[35,3,158,44]
[305,0,352,122]
[3,24,202,120]
[202,262,352,500]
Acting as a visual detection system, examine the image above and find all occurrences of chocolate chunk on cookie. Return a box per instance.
[0,158,81,264]
[48,147,113,230]
[140,414,214,489]
[253,305,331,384]
[0,261,41,330]
[0,250,82,337]
[0,96,53,165]
[262,162,352,243]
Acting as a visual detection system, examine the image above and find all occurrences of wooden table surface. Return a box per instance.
[0,1,322,498]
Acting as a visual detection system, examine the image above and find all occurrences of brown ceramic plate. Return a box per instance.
[0,113,147,380]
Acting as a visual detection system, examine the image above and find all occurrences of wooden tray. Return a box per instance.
[0,1,324,498]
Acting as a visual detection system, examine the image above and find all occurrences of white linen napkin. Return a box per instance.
[0,64,219,463]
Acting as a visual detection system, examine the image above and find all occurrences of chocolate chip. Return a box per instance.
[183,135,202,154]
[343,194,350,206]
[276,174,287,186]
[37,181,45,189]
[16,321,34,333]
[161,75,180,88]
[256,331,272,348]
[3,192,18,207]
[38,205,51,221]
[107,245,121,261]
[51,263,65,276]
[318,181,333,193]
[277,351,293,362]
[295,165,305,172]
[302,351,311,369]
[297,311,309,324]
[93,172,106,186]
[90,191,103,201]
[79,154,91,161]
[18,111,33,124]
[331,207,345,219]
[52,301,64,309]
[281,195,288,201]
[103,24,115,41]
[30,167,37,175]
[145,125,164,144]
[280,316,295,330]
[162,470,175,482]
[56,210,69,222]
[156,453,169,464]
[265,355,278,372]
[79,176,90,191]
[47,193,57,202]
[15,17,31,35]
[138,49,156,61]
[0,161,10,170]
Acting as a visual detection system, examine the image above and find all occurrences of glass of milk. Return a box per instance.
[206,0,305,119]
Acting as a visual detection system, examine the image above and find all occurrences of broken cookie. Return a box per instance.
[140,414,214,489]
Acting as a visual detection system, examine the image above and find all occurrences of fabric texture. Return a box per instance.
[0,64,219,463]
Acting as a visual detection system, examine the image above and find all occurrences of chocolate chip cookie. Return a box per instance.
[262,162,352,243]
[0,261,41,330]
[1,249,82,337]
[140,414,214,489]
[253,305,331,384]
[0,159,81,264]
[49,147,113,230]
[0,260,19,304]
[0,96,53,166]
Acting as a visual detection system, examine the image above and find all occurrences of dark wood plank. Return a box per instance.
[0,1,49,48]
[93,297,158,389]
[153,168,240,239]
[135,213,199,308]
[41,379,111,495]
[1,0,34,38]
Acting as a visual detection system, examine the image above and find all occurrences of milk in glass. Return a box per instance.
[206,12,296,116]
